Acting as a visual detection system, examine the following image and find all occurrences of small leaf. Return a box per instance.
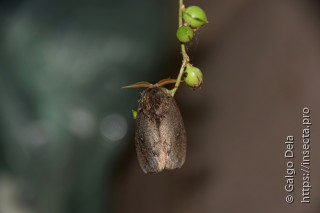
[132,109,137,120]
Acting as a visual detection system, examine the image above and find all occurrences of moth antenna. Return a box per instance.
[122,81,152,89]
[156,78,177,87]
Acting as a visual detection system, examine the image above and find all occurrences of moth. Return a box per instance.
[124,79,187,173]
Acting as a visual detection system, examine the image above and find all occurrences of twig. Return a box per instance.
[170,0,190,96]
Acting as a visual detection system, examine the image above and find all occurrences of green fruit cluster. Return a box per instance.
[177,5,207,89]
[176,5,208,43]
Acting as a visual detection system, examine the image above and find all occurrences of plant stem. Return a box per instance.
[170,0,189,96]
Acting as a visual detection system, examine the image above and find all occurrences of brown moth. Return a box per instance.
[124,79,187,173]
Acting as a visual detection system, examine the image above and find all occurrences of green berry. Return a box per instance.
[176,26,194,43]
[183,6,208,28]
[184,64,203,88]
[132,109,137,120]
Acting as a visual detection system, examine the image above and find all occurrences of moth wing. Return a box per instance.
[160,99,187,170]
[135,112,166,173]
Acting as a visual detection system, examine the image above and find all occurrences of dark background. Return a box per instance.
[0,0,319,213]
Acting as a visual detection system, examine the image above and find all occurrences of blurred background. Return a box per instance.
[0,0,320,213]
